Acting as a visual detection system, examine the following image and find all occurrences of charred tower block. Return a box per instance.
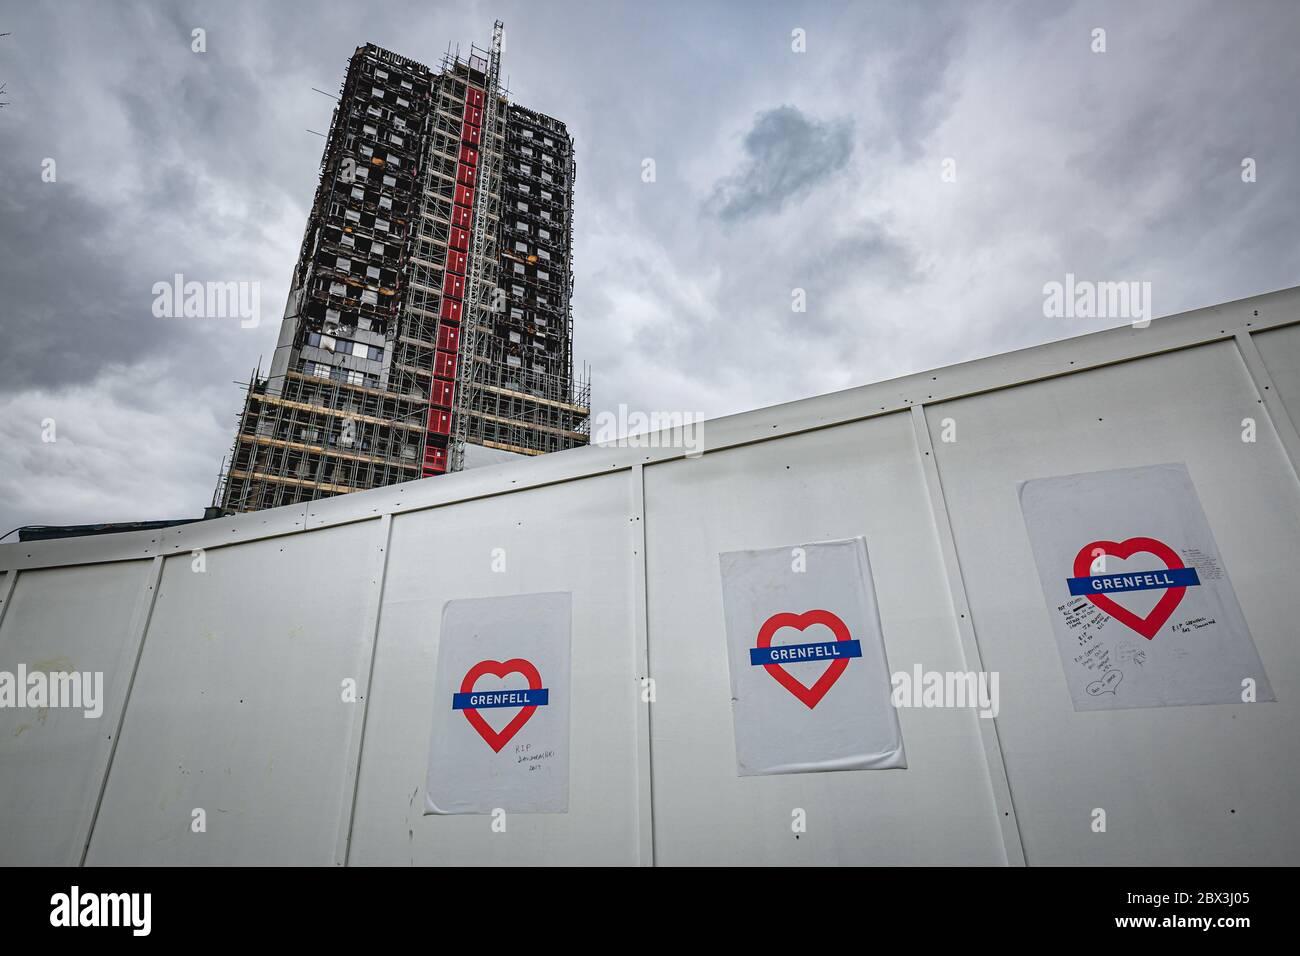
[218,27,589,514]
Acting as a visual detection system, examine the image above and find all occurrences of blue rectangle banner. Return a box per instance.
[1066,566,1200,596]
[749,640,863,667]
[452,688,549,710]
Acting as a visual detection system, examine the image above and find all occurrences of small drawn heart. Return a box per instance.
[1086,668,1123,696]
[755,609,853,710]
[459,658,542,753]
[1073,536,1188,640]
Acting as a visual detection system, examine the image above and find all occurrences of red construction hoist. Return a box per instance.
[422,83,486,477]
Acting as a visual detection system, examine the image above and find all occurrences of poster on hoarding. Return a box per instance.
[1018,462,1273,711]
[719,537,906,776]
[424,591,571,814]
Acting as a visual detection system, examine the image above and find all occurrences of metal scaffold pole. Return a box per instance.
[449,19,504,473]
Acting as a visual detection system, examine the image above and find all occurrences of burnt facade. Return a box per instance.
[219,28,588,513]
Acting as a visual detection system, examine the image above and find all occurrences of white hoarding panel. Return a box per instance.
[929,341,1300,864]
[644,416,1006,865]
[719,537,904,775]
[349,474,640,865]
[425,592,572,814]
[85,521,382,865]
[0,561,151,865]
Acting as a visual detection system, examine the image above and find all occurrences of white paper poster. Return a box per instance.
[1019,463,1273,711]
[719,537,906,776]
[424,591,571,814]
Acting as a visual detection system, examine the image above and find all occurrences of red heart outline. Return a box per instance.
[1073,536,1187,640]
[756,609,854,709]
[459,658,543,753]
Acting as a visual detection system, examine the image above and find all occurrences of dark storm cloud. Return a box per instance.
[707,105,854,222]
[0,168,191,392]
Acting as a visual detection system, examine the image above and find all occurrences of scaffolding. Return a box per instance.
[218,30,589,513]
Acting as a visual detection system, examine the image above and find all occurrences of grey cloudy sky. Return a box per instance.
[1,0,1298,533]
